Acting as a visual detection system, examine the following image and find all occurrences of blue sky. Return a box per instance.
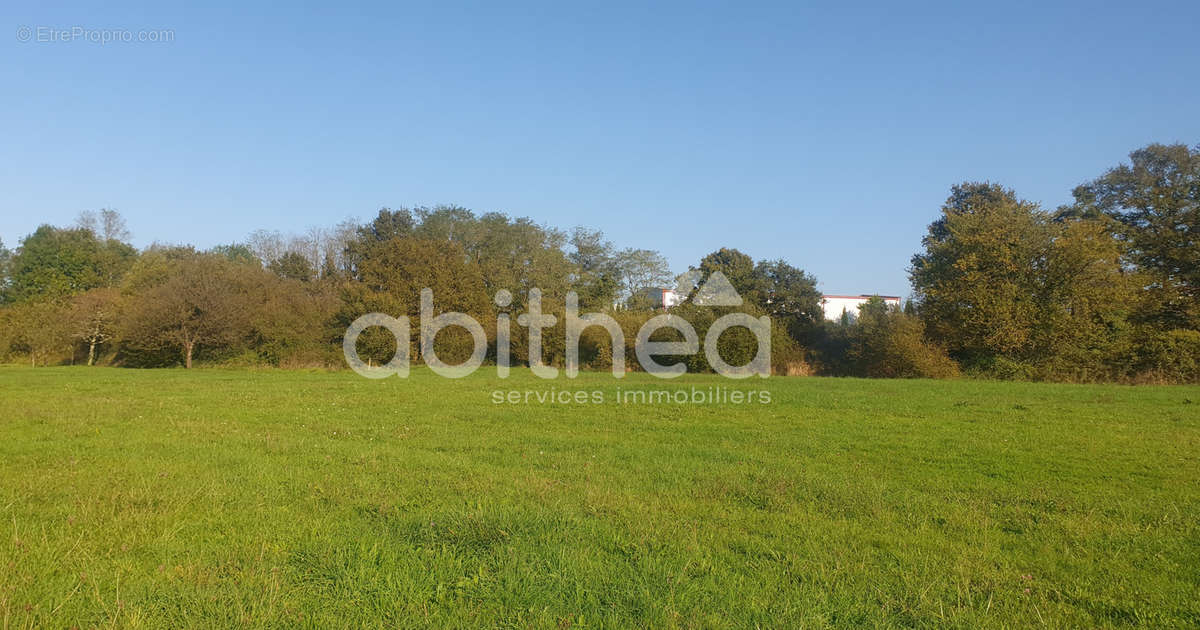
[3,1,1198,297]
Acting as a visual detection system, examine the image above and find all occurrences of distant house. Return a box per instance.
[820,294,901,322]
[642,287,682,309]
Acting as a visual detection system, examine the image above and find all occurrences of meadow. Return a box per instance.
[0,366,1197,628]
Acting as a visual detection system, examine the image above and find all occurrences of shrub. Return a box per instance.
[847,305,958,379]
[1129,328,1200,383]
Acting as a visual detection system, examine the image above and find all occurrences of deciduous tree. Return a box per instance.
[6,299,72,366]
[338,237,491,364]
[693,248,758,304]
[569,227,621,309]
[70,287,122,366]
[910,183,1051,368]
[121,253,256,368]
[753,259,822,339]
[268,251,315,282]
[1067,143,1200,329]
[616,248,673,305]
[844,297,958,378]
[6,226,107,302]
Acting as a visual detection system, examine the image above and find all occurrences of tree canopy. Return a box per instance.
[2,144,1198,383]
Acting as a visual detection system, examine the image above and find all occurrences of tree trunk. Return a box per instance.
[185,342,194,369]
[87,340,97,366]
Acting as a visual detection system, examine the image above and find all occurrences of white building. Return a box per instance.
[821,294,901,322]
[642,287,682,309]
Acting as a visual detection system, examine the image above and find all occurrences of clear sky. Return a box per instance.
[3,1,1198,297]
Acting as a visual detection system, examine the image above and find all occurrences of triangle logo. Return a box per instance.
[673,269,703,297]
[692,271,744,306]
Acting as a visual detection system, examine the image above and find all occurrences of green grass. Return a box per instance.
[0,367,1198,628]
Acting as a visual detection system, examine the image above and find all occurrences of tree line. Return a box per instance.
[0,143,1196,382]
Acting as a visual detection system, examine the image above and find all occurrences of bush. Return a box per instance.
[971,356,1036,381]
[848,307,958,379]
[1129,328,1200,383]
[0,300,73,366]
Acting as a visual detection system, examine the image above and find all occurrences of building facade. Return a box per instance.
[642,287,682,309]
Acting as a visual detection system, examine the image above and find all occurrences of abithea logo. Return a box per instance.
[342,272,770,380]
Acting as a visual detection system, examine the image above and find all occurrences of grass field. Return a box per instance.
[0,367,1197,628]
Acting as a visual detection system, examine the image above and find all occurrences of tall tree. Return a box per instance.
[344,208,417,277]
[910,183,1052,368]
[211,243,260,265]
[359,208,415,242]
[616,248,673,304]
[465,213,573,307]
[1034,214,1139,379]
[318,220,360,278]
[338,237,492,364]
[569,227,620,309]
[752,259,822,338]
[95,240,137,287]
[98,208,131,242]
[74,209,137,286]
[78,208,132,242]
[1067,143,1200,329]
[694,248,759,304]
[912,182,1144,379]
[247,229,287,265]
[268,251,315,282]
[6,226,106,302]
[413,205,478,244]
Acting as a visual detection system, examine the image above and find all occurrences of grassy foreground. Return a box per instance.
[0,367,1197,628]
